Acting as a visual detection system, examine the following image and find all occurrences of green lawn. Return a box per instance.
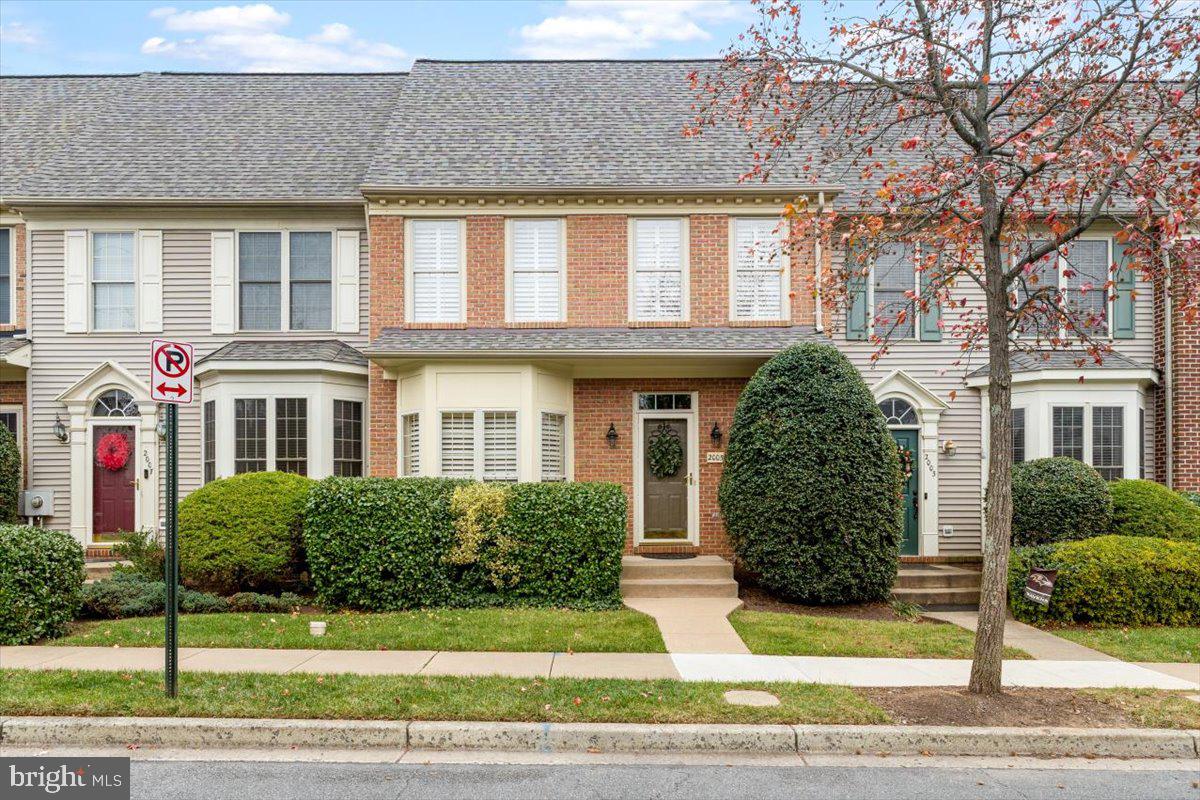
[1050,627,1200,663]
[52,609,666,654]
[0,669,883,726]
[729,611,1031,659]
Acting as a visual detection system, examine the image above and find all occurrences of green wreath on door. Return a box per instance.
[647,422,684,479]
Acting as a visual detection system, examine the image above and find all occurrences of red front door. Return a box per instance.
[93,425,136,537]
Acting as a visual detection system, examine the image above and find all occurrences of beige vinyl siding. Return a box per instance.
[28,215,369,531]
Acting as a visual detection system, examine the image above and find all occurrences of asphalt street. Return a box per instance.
[127,760,1200,800]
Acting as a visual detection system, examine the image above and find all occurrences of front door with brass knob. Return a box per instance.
[642,418,690,540]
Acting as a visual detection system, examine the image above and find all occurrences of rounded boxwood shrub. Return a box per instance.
[0,525,84,644]
[1008,535,1200,626]
[718,343,903,604]
[0,424,21,524]
[1011,458,1112,546]
[179,471,314,594]
[1110,479,1200,541]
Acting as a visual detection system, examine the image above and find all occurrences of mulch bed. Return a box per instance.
[864,687,1144,728]
[737,584,945,624]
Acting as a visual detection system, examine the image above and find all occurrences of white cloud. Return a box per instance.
[516,0,744,59]
[0,21,42,47]
[140,4,407,72]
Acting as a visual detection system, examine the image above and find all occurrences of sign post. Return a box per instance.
[150,339,194,698]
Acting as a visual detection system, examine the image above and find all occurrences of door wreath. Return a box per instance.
[96,432,132,472]
[647,422,683,479]
[896,445,915,480]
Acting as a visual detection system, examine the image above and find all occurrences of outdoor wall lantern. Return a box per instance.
[710,422,723,445]
[606,423,619,448]
[156,416,168,440]
[52,414,69,444]
[941,438,958,457]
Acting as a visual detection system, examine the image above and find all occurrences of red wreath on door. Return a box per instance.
[96,432,132,472]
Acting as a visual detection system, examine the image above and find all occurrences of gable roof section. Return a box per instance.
[363,59,828,193]
[1,72,406,203]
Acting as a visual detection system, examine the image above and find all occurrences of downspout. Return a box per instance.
[814,191,826,333]
[1163,247,1173,489]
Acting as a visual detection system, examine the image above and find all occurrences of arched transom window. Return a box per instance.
[878,397,917,426]
[92,389,140,418]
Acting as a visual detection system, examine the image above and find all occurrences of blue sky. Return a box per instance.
[0,1,802,74]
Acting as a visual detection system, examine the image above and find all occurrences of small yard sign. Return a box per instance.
[150,339,194,404]
[1023,567,1058,607]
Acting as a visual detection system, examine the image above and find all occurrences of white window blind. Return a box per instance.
[540,412,566,482]
[633,219,684,320]
[402,412,420,477]
[483,411,518,482]
[411,220,462,322]
[439,412,475,477]
[511,219,563,321]
[732,218,784,320]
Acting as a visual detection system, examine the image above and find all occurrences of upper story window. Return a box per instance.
[92,232,136,331]
[0,227,12,326]
[873,243,916,339]
[1013,239,1114,339]
[238,231,333,332]
[409,220,463,323]
[846,241,941,342]
[731,218,785,321]
[509,219,564,322]
[631,218,686,321]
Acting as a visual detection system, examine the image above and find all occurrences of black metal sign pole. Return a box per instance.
[164,402,179,697]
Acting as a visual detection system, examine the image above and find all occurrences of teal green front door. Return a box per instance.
[890,429,919,555]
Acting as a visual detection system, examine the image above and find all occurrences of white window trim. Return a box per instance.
[405,218,468,325]
[865,241,936,342]
[628,217,690,323]
[0,404,22,458]
[88,229,139,333]
[437,408,521,481]
[728,217,790,322]
[505,217,567,323]
[1012,235,1114,341]
[0,227,14,327]
[235,228,337,333]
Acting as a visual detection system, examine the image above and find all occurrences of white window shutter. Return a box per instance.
[633,219,684,320]
[210,231,236,334]
[411,220,462,323]
[63,230,88,333]
[733,219,783,320]
[540,412,566,481]
[483,411,518,482]
[511,219,562,322]
[439,411,475,477]
[334,230,360,333]
[137,229,163,332]
[402,412,420,476]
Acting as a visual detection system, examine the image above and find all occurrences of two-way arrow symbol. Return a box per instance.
[156,383,187,397]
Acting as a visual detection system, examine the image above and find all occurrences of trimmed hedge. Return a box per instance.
[302,477,627,610]
[0,424,20,524]
[718,343,903,605]
[1110,479,1200,541]
[179,472,314,594]
[1009,535,1200,626]
[1011,458,1112,546]
[0,525,84,644]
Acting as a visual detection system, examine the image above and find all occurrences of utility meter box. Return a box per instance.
[21,489,54,517]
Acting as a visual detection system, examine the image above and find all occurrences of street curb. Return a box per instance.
[2,717,1197,759]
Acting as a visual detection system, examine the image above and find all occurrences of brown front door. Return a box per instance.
[93,425,136,538]
[642,418,689,540]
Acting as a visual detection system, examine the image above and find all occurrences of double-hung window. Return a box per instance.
[731,218,785,320]
[0,228,11,325]
[92,232,136,331]
[631,218,686,321]
[872,242,916,339]
[1011,407,1026,464]
[275,398,308,476]
[202,400,216,483]
[238,231,333,331]
[540,412,567,482]
[510,219,564,322]
[1012,239,1112,338]
[1050,404,1125,479]
[439,410,519,482]
[332,399,363,477]
[410,220,463,323]
[234,398,268,473]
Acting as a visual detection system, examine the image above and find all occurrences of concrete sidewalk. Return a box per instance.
[3,645,1196,689]
[923,611,1118,661]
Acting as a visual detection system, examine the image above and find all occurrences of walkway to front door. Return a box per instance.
[889,428,920,556]
[92,424,136,541]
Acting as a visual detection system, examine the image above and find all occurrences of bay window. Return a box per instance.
[439,410,519,482]
[333,400,364,477]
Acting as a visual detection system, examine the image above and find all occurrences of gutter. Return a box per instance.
[361,348,807,360]
[1,196,365,207]
[360,184,844,197]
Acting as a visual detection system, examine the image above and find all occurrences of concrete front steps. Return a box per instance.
[619,555,739,599]
[890,563,981,607]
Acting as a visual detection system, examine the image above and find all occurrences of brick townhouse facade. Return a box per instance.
[0,59,1195,556]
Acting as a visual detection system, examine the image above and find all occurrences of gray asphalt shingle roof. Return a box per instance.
[363,59,826,192]
[0,336,30,358]
[1,72,406,202]
[198,340,367,366]
[366,326,825,356]
[968,350,1152,377]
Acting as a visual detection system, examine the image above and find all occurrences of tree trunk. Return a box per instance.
[969,230,1014,695]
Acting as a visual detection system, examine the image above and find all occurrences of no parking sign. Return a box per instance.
[150,339,194,404]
